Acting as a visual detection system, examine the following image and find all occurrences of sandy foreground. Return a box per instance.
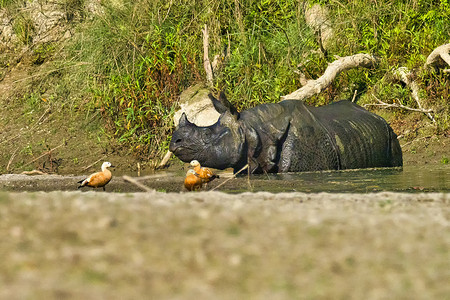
[0,190,448,299]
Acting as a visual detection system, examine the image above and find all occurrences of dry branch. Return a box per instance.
[281,54,379,100]
[81,155,107,172]
[425,43,450,72]
[123,175,154,192]
[202,24,214,86]
[22,142,66,169]
[364,94,433,114]
[392,67,436,123]
[211,164,248,191]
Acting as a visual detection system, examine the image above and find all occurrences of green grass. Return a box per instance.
[3,0,449,158]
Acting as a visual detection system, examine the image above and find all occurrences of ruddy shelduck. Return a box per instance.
[190,160,218,184]
[184,169,202,191]
[78,161,114,191]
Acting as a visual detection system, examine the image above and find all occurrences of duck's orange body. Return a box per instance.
[78,162,113,191]
[190,160,218,184]
[184,169,202,191]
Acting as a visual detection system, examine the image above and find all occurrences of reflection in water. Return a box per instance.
[229,165,450,193]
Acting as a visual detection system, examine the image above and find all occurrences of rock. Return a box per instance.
[173,84,220,127]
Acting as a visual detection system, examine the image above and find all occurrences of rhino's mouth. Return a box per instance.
[170,129,230,160]
[170,144,196,157]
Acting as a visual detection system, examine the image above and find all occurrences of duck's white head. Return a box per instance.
[101,161,113,171]
[190,160,200,167]
[186,169,197,176]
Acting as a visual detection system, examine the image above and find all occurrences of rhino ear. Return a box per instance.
[218,110,239,129]
[178,113,190,127]
[209,92,240,118]
[219,91,239,117]
[209,93,228,114]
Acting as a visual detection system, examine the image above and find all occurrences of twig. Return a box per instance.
[7,147,20,172]
[364,94,434,114]
[211,164,248,191]
[22,142,66,168]
[0,107,51,145]
[81,155,107,172]
[128,173,176,181]
[123,175,154,192]
[400,135,433,148]
[11,62,92,84]
[352,89,358,102]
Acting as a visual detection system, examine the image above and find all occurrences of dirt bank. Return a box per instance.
[0,191,448,299]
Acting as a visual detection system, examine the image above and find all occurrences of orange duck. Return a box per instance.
[190,160,218,185]
[78,161,114,191]
[184,169,203,191]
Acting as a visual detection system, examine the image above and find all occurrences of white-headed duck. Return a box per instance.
[78,161,114,191]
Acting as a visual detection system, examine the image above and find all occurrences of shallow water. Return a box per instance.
[0,164,448,193]
[222,164,450,193]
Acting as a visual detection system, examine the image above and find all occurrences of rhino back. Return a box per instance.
[308,100,402,169]
[278,101,340,172]
[240,101,341,172]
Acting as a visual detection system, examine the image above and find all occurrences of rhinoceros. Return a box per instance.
[169,93,403,174]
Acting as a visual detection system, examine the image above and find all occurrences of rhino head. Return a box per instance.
[169,93,246,170]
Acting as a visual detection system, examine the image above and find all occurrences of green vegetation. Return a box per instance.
[441,156,449,164]
[2,0,449,159]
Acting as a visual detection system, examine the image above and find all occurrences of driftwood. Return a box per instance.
[281,54,379,100]
[392,67,435,123]
[21,170,47,175]
[157,150,173,169]
[425,43,450,72]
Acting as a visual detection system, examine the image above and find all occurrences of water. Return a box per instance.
[224,165,450,193]
[0,165,447,193]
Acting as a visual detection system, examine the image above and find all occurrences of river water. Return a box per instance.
[223,165,450,193]
[0,164,448,193]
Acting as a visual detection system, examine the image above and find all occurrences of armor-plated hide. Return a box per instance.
[169,94,402,174]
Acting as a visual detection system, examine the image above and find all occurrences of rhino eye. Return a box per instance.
[201,128,212,143]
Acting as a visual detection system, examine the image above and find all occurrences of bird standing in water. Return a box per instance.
[190,160,218,185]
[78,161,114,191]
[184,169,203,191]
